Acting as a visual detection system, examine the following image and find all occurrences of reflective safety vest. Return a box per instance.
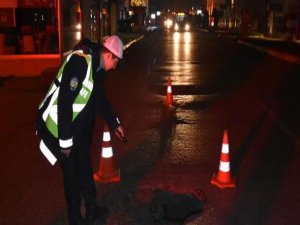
[39,50,94,138]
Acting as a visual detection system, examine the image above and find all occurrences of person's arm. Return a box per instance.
[100,95,126,141]
[57,54,87,156]
[99,94,120,129]
[95,72,126,141]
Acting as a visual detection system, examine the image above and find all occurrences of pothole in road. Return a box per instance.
[175,117,192,124]
[133,187,205,225]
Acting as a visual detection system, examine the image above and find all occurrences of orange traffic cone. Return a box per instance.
[211,130,236,188]
[166,76,173,107]
[93,124,120,183]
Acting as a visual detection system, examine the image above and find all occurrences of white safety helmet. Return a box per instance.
[103,35,124,59]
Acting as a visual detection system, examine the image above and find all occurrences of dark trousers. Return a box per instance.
[60,136,97,223]
[38,123,97,224]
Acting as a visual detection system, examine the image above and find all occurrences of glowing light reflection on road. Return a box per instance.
[184,32,191,58]
[173,32,180,76]
[172,31,192,85]
[173,32,180,61]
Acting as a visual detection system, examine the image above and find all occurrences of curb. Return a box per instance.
[124,34,145,50]
[211,29,300,64]
[238,40,300,64]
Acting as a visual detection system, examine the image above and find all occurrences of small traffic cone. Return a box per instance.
[166,76,173,107]
[211,130,236,188]
[93,124,120,183]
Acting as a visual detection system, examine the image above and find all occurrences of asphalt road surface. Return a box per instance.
[0,28,300,225]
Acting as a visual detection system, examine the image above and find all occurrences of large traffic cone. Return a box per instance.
[93,124,120,183]
[166,77,173,107]
[211,130,236,188]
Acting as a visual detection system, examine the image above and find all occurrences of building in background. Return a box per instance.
[117,0,134,32]
[0,0,59,55]
[207,0,300,40]
[130,0,148,30]
[0,0,124,76]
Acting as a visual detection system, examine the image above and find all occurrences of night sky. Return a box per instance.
[149,0,202,10]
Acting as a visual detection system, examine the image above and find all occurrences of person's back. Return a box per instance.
[37,36,126,225]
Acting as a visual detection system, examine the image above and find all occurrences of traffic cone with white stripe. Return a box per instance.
[93,124,120,183]
[211,130,236,188]
[166,76,173,107]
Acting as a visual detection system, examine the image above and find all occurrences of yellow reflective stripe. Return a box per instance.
[73,103,85,112]
[72,50,85,58]
[82,55,93,91]
[49,105,58,124]
[42,50,94,137]
[85,80,93,91]
[39,58,66,109]
[40,140,57,165]
[66,50,83,61]
[47,104,86,124]
[79,88,89,99]
[39,80,58,109]
[42,87,59,122]
[48,83,57,95]
[83,58,91,84]
[46,115,58,137]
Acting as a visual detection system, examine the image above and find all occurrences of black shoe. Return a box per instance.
[86,205,110,225]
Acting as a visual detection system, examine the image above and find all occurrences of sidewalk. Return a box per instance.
[119,26,158,49]
[237,38,300,64]
[0,29,149,90]
[211,28,300,64]
[118,30,146,50]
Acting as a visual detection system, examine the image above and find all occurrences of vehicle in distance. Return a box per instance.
[173,20,191,32]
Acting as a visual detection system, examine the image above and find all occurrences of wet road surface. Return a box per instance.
[1,28,300,225]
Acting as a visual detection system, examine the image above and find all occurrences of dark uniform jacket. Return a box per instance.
[36,44,120,157]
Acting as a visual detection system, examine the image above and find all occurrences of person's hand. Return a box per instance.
[114,125,127,143]
[60,148,71,157]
